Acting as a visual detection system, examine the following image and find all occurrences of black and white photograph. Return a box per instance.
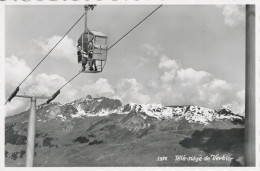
[3,2,256,167]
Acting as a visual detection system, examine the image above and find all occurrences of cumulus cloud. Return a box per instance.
[218,5,245,26]
[34,35,76,63]
[225,90,245,114]
[161,69,178,83]
[199,79,233,107]
[5,98,31,117]
[82,78,115,98]
[5,55,152,116]
[5,52,245,116]
[159,56,180,82]
[156,54,244,114]
[27,73,79,103]
[159,55,179,70]
[236,90,245,102]
[115,78,150,104]
[82,78,150,104]
[5,56,78,116]
[5,55,32,88]
[5,56,34,116]
[177,68,212,86]
[28,73,66,96]
[139,43,163,66]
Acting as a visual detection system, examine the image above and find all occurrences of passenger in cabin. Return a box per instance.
[88,40,94,51]
[88,51,97,71]
[82,54,88,71]
[77,45,88,71]
[77,45,82,63]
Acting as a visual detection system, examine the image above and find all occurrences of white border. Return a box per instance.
[1,167,259,171]
[0,3,5,169]
[256,3,260,169]
[0,0,259,171]
[0,0,257,5]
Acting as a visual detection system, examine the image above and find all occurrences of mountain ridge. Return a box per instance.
[6,95,244,125]
[5,95,245,167]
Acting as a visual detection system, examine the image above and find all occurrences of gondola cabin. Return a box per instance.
[78,30,108,73]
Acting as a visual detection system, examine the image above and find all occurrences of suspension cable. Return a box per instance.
[7,5,163,105]
[108,5,163,50]
[58,72,81,91]
[18,13,85,88]
[57,5,163,93]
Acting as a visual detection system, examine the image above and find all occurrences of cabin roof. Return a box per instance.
[91,30,108,37]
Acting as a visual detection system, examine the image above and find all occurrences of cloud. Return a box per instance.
[28,73,66,96]
[155,54,244,114]
[5,55,32,88]
[82,78,115,97]
[34,35,76,63]
[139,43,163,66]
[5,56,78,116]
[161,69,178,83]
[159,55,179,71]
[116,78,150,104]
[5,56,33,116]
[236,90,245,102]
[225,90,245,114]
[218,5,245,26]
[5,55,151,116]
[5,56,32,116]
[82,78,151,105]
[199,79,234,107]
[159,55,180,82]
[5,52,244,116]
[5,98,31,117]
[27,73,79,103]
[177,68,212,86]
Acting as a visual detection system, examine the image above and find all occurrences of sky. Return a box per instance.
[5,5,245,116]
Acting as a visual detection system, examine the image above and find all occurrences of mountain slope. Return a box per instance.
[5,95,245,167]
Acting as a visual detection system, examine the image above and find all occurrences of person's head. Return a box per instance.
[88,51,93,58]
[89,41,93,46]
[77,45,82,50]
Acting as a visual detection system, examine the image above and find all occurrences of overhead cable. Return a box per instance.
[47,5,163,104]
[5,13,85,105]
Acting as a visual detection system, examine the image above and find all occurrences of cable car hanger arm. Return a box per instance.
[5,87,20,104]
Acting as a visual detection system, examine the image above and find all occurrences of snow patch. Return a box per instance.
[87,109,120,117]
[97,99,103,102]
[42,97,244,125]
[71,104,87,118]
[57,114,67,121]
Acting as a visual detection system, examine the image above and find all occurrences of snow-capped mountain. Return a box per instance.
[31,95,244,125]
[5,95,245,167]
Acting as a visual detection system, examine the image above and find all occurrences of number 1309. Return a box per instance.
[157,156,168,161]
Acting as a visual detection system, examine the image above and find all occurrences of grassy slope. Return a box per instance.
[5,114,244,167]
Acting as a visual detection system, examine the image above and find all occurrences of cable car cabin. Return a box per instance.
[78,30,108,73]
